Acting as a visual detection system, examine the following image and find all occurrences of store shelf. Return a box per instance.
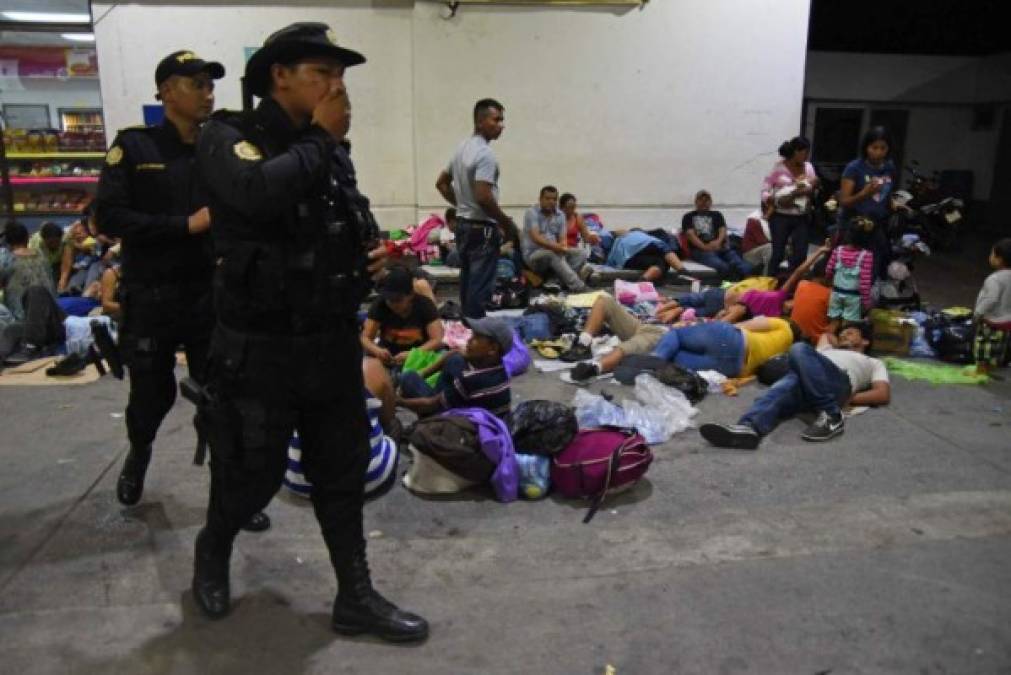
[4,152,106,160]
[2,211,86,217]
[8,176,99,185]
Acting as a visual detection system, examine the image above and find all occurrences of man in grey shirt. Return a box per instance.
[522,185,588,291]
[436,98,518,318]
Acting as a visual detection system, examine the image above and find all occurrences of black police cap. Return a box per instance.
[244,22,366,97]
[155,50,225,88]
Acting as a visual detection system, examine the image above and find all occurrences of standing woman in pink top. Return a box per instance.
[762,136,818,277]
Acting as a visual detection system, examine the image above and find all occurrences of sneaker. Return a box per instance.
[578,265,594,283]
[542,282,562,295]
[801,411,844,442]
[699,423,761,450]
[559,342,592,363]
[571,362,600,381]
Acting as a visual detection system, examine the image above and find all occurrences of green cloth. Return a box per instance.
[401,348,444,387]
[882,357,989,385]
[389,229,408,241]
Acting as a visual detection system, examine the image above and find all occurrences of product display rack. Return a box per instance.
[1,146,104,221]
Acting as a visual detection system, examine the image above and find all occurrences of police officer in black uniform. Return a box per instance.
[95,52,269,532]
[191,23,428,642]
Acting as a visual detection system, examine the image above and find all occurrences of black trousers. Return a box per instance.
[203,322,370,561]
[768,212,810,276]
[120,283,212,449]
[0,286,66,360]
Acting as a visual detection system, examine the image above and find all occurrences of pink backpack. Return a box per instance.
[551,428,653,523]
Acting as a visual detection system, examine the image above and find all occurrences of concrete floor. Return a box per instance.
[1,236,1010,674]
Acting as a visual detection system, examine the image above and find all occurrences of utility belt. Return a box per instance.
[122,279,211,304]
[214,240,364,334]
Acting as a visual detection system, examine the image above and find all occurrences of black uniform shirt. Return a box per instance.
[95,119,213,285]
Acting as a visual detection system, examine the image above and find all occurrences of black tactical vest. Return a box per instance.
[209,109,379,335]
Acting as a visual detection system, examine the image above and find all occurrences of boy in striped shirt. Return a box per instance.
[397,316,513,422]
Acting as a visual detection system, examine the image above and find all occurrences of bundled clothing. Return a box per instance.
[445,407,518,503]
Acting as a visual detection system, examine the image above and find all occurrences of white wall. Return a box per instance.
[0,77,102,127]
[93,0,811,231]
[804,51,1011,200]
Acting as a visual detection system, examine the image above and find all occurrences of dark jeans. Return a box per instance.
[768,213,810,276]
[739,342,851,436]
[691,248,754,279]
[651,321,746,376]
[458,219,502,319]
[398,352,467,399]
[0,286,66,359]
[675,288,726,318]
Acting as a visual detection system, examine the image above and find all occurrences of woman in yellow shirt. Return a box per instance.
[650,315,797,377]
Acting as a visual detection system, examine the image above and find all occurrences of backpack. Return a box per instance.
[408,415,495,484]
[509,400,578,456]
[551,428,653,523]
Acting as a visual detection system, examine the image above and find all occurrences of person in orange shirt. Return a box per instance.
[787,272,832,341]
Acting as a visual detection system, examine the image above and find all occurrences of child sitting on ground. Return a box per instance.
[397,316,512,422]
[973,237,1011,375]
[826,217,875,326]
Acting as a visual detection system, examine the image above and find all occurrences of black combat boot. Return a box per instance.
[192,527,232,619]
[116,444,152,506]
[332,546,429,642]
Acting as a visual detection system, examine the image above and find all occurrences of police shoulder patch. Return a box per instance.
[233,141,263,161]
[105,145,124,166]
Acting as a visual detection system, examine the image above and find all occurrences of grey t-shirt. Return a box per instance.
[819,346,889,394]
[521,206,565,259]
[447,134,499,222]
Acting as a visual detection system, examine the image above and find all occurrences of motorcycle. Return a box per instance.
[904,161,964,251]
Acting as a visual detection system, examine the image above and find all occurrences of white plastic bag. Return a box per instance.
[632,374,697,439]
[571,375,697,444]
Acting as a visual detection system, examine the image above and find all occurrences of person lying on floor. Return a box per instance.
[559,291,679,372]
[605,229,686,282]
[397,316,512,422]
[361,266,444,368]
[285,357,402,501]
[647,315,799,378]
[522,185,590,292]
[699,322,889,449]
[681,189,754,280]
[712,243,832,323]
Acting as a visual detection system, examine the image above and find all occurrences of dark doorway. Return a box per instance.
[811,106,864,195]
[986,108,1011,233]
